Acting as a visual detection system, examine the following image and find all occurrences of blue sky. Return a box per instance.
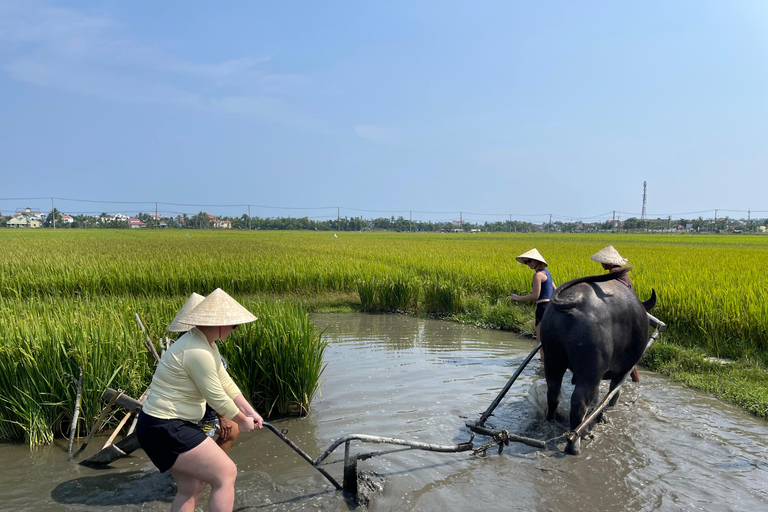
[1,0,766,224]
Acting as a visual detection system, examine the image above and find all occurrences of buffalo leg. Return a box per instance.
[544,360,567,421]
[608,377,623,407]
[567,381,600,455]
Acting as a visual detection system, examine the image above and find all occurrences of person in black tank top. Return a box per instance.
[511,248,556,362]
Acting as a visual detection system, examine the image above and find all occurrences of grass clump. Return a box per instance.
[222,301,327,417]
[357,281,377,311]
[376,277,419,312]
[453,296,534,333]
[0,295,328,446]
[422,279,463,315]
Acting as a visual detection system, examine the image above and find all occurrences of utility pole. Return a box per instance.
[51,198,55,229]
[409,211,412,233]
[337,207,340,231]
[248,205,251,231]
[612,210,616,232]
[155,202,158,228]
[509,214,512,233]
[641,181,647,221]
[714,209,718,232]
[549,213,552,232]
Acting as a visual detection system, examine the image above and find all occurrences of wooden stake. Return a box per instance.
[69,389,123,460]
[135,313,160,363]
[66,366,83,454]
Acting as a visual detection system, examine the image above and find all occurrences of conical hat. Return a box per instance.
[591,245,628,266]
[515,248,547,266]
[179,288,258,327]
[168,292,205,332]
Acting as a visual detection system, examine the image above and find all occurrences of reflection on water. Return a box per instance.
[1,313,766,511]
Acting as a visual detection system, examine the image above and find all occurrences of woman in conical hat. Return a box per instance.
[511,249,556,361]
[591,245,633,291]
[591,246,640,382]
[168,292,242,454]
[167,292,205,333]
[136,288,262,512]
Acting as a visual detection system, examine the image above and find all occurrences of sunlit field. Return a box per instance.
[3,229,766,356]
[1,229,767,443]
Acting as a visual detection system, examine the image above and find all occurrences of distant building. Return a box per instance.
[206,214,231,229]
[61,215,74,224]
[8,207,44,228]
[128,218,146,229]
[13,207,45,223]
[7,217,41,228]
[101,213,130,223]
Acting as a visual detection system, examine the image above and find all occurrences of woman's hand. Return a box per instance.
[234,394,264,428]
[249,411,264,429]
[235,414,255,433]
[510,293,520,301]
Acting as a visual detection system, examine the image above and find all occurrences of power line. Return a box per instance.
[1,197,766,223]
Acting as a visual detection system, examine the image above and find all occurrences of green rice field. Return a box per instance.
[1,229,767,445]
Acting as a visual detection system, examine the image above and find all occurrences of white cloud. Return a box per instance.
[0,0,317,128]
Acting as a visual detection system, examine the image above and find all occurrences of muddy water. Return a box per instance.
[1,313,767,511]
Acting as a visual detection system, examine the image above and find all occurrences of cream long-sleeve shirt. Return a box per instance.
[142,327,241,422]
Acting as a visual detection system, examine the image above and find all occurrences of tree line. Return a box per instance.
[3,209,766,233]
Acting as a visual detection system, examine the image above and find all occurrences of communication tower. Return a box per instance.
[641,181,647,220]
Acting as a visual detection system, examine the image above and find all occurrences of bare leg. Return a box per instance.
[536,323,545,363]
[169,437,237,512]
[170,474,204,512]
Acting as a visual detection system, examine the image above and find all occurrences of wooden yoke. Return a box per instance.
[102,388,144,414]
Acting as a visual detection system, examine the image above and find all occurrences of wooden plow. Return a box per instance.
[465,344,546,455]
[75,387,473,504]
[263,423,474,504]
[467,314,667,455]
[74,388,147,466]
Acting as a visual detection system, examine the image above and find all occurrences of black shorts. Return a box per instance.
[535,301,549,326]
[136,412,207,472]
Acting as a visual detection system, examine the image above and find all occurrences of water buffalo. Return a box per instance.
[539,268,656,454]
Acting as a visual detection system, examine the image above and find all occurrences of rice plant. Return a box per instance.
[356,280,377,311]
[2,229,768,439]
[376,277,419,312]
[221,301,327,417]
[0,294,326,445]
[422,279,463,315]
